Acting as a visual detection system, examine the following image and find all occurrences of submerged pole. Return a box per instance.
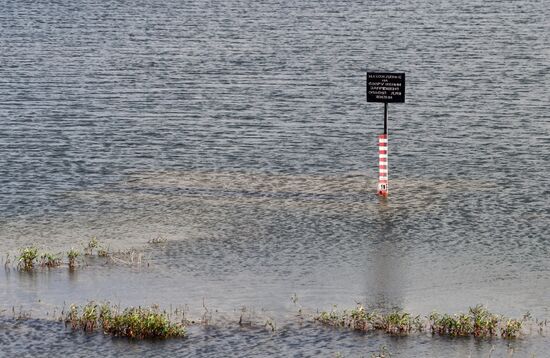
[378,102,388,196]
[378,131,388,197]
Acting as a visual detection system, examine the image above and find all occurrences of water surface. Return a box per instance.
[0,0,549,356]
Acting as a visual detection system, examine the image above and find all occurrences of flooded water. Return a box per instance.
[0,0,549,356]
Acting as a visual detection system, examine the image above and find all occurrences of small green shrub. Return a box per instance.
[66,302,185,339]
[318,304,522,339]
[429,312,473,336]
[470,305,499,337]
[18,247,39,271]
[429,306,522,338]
[67,249,79,269]
[379,311,422,334]
[501,319,522,338]
[316,305,417,334]
[85,237,99,255]
[40,253,61,268]
[97,248,109,257]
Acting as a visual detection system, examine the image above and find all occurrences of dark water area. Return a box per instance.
[0,0,549,356]
[0,318,548,358]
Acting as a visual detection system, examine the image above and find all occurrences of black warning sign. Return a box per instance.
[366,72,405,103]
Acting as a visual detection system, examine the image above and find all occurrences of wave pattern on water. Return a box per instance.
[0,0,549,356]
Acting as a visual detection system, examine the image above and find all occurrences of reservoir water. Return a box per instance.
[0,0,549,356]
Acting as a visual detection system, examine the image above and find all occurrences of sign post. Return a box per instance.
[366,72,406,197]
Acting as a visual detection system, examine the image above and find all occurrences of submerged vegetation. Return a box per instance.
[18,247,39,271]
[84,237,100,256]
[1,242,538,344]
[40,253,61,268]
[67,248,80,269]
[428,305,523,338]
[65,302,186,339]
[316,305,421,335]
[5,237,147,272]
[316,304,523,339]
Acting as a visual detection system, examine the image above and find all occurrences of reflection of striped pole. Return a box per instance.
[378,134,388,197]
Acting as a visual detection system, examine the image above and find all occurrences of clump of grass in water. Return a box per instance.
[376,311,423,334]
[18,247,39,271]
[97,247,109,257]
[316,304,419,334]
[429,305,522,338]
[67,248,79,269]
[429,312,473,336]
[39,253,61,268]
[501,318,523,339]
[84,237,100,256]
[316,304,522,339]
[470,305,499,336]
[65,302,185,339]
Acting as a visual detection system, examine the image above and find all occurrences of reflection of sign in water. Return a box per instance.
[366,72,405,103]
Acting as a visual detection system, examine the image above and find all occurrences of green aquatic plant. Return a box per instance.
[501,318,522,338]
[40,253,61,268]
[66,302,185,339]
[429,305,522,338]
[316,305,398,333]
[18,247,39,271]
[85,237,100,255]
[318,304,522,339]
[67,249,80,269]
[109,306,185,339]
[81,302,98,332]
[98,303,113,328]
[378,311,423,334]
[316,306,348,328]
[429,312,473,336]
[97,247,109,257]
[347,305,371,331]
[67,304,80,329]
[470,305,499,337]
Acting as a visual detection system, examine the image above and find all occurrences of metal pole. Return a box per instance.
[378,102,389,197]
[384,102,388,135]
[377,134,388,197]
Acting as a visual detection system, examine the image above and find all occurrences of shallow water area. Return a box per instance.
[1,170,549,356]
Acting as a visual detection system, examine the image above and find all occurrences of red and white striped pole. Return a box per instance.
[378,134,388,197]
